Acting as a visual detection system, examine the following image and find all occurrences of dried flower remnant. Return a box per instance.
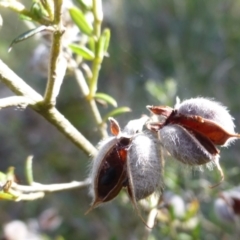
[147,97,240,187]
[87,116,163,215]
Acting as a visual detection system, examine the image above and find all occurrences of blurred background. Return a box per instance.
[0,0,240,239]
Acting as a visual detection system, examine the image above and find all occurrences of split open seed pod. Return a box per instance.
[147,97,240,187]
[87,116,163,219]
[175,97,239,146]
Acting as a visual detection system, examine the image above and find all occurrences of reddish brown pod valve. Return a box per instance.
[87,116,163,215]
[147,97,240,187]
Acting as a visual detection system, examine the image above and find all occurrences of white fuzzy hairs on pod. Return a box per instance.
[88,136,121,199]
[175,97,236,146]
[87,116,163,214]
[123,115,149,135]
[127,130,162,201]
[159,124,218,166]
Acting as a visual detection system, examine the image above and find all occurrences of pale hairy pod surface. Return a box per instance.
[175,97,236,145]
[123,115,149,135]
[127,130,163,202]
[159,124,219,166]
[88,116,158,212]
[88,136,120,199]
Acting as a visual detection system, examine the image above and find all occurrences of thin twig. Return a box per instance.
[88,0,103,97]
[0,96,32,109]
[16,192,45,201]
[74,68,108,139]
[9,178,90,201]
[92,0,103,38]
[0,60,43,102]
[39,107,98,156]
[11,179,90,193]
[71,0,108,138]
[0,59,97,156]
[44,0,65,106]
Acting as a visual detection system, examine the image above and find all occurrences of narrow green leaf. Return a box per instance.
[25,155,34,185]
[102,107,131,123]
[102,28,111,53]
[31,1,48,19]
[69,44,95,60]
[69,7,93,36]
[19,14,33,21]
[95,93,118,107]
[88,37,95,53]
[96,29,111,59]
[8,25,48,52]
[96,31,106,60]
[40,0,54,20]
[0,192,16,201]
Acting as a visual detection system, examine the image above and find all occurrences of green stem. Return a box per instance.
[12,179,90,193]
[43,0,64,107]
[74,68,108,138]
[89,57,101,98]
[0,59,97,157]
[53,0,62,23]
[37,106,98,156]
[92,0,103,38]
[88,0,103,98]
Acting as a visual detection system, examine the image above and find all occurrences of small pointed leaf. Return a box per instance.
[94,92,117,107]
[30,2,48,19]
[0,192,16,201]
[69,44,95,60]
[102,107,131,123]
[97,30,108,59]
[88,37,95,53]
[9,25,48,52]
[69,7,93,36]
[102,28,111,53]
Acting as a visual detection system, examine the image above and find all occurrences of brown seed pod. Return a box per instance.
[175,97,238,146]
[147,97,240,187]
[87,136,130,212]
[87,116,163,218]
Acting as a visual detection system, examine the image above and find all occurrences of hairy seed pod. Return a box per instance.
[88,136,130,211]
[159,124,219,165]
[87,116,163,214]
[127,130,163,202]
[175,97,236,146]
[147,97,240,187]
